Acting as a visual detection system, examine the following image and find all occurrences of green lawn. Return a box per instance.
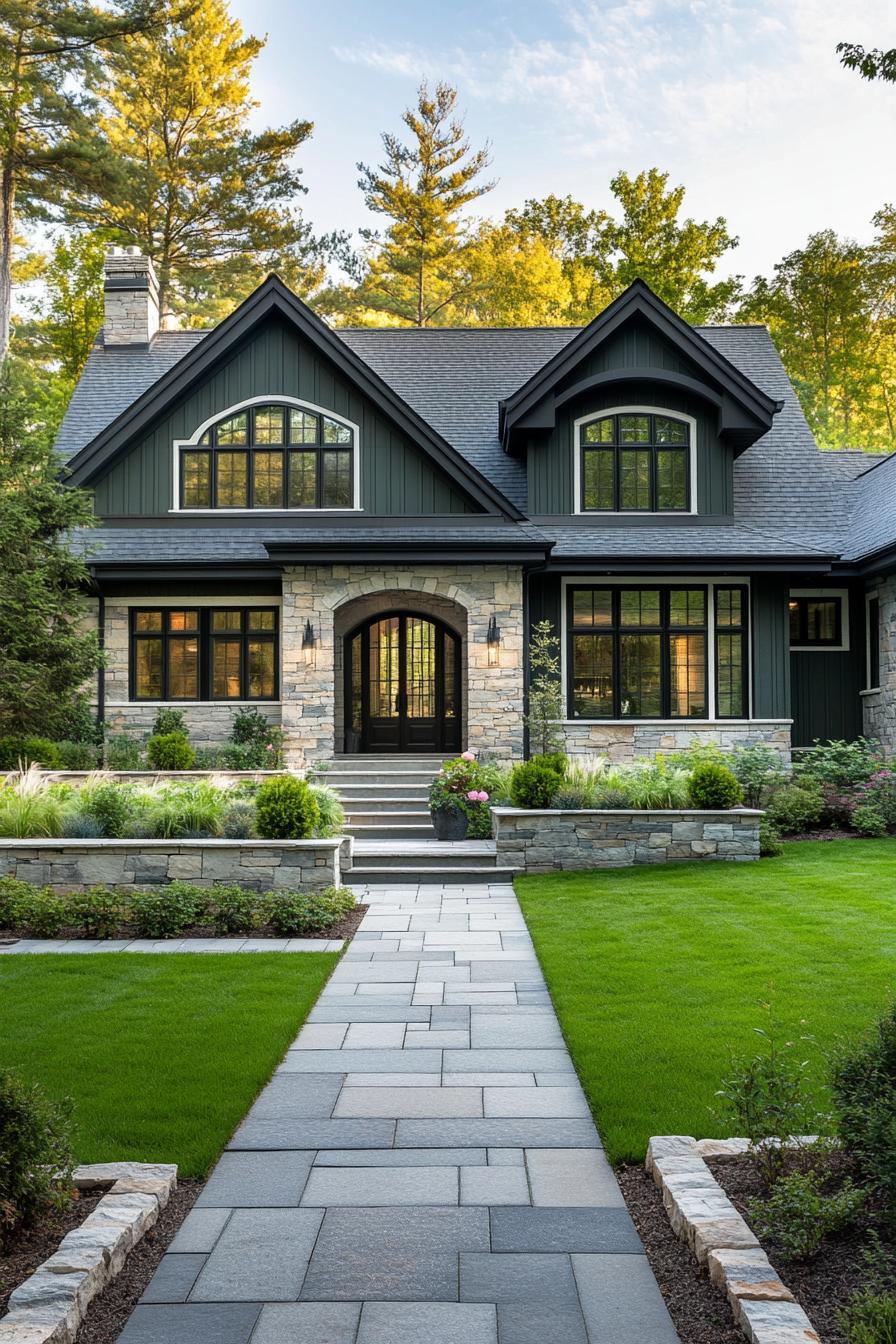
[516,840,896,1166]
[0,952,338,1177]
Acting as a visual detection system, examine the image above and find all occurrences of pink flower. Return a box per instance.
[461,751,475,761]
[266,743,274,751]
[478,790,489,803]
[467,789,489,803]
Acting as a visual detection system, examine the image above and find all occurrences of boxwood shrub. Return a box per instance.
[255,775,320,840]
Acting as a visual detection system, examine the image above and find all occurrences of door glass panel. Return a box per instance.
[443,633,457,719]
[405,618,436,719]
[369,618,400,718]
[350,635,363,733]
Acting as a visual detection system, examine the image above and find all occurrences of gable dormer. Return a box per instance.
[499,280,781,517]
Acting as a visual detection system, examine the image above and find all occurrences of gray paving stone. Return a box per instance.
[335,1087,482,1119]
[331,963,417,982]
[293,1023,348,1049]
[168,1207,231,1254]
[140,1253,207,1303]
[525,1149,625,1208]
[357,1301,498,1344]
[309,1004,431,1023]
[117,1303,262,1344]
[459,1253,587,1344]
[243,1074,342,1120]
[483,1086,591,1118]
[460,1165,530,1205]
[301,1165,459,1207]
[405,1029,470,1048]
[251,1302,361,1344]
[430,1006,471,1028]
[471,1019,565,1049]
[303,1208,489,1302]
[343,1022,407,1048]
[229,1118,396,1150]
[490,1207,643,1253]
[196,1151,315,1207]
[343,1072,440,1087]
[313,1148,487,1167]
[396,1119,601,1148]
[572,1253,682,1342]
[279,1049,441,1073]
[189,1207,323,1302]
[488,1148,525,1166]
[443,1049,573,1073]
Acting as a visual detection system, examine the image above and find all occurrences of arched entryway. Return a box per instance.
[344,610,462,753]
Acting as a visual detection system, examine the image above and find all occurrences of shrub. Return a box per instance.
[820,783,860,828]
[104,734,143,770]
[0,876,34,927]
[624,760,691,809]
[533,751,567,777]
[551,787,591,810]
[20,888,69,937]
[759,817,784,857]
[80,780,132,838]
[0,1070,73,1246]
[510,760,563,810]
[831,1001,896,1220]
[796,738,882,789]
[209,886,263,936]
[731,743,787,808]
[666,740,727,771]
[59,812,106,839]
[55,697,102,748]
[766,783,823,835]
[255,775,320,840]
[229,707,284,768]
[309,783,345,837]
[152,707,187,737]
[857,771,896,832]
[222,801,256,839]
[67,887,124,938]
[840,1289,896,1344]
[145,780,228,838]
[853,804,889,838]
[0,735,63,769]
[129,883,209,938]
[146,732,195,771]
[264,886,355,937]
[54,740,100,771]
[746,1169,865,1260]
[687,762,744,810]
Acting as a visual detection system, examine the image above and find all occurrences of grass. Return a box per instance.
[516,839,896,1166]
[0,952,338,1177]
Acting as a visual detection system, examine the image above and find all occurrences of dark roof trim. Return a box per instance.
[65,276,524,521]
[263,538,553,564]
[89,564,282,582]
[499,280,781,451]
[545,556,837,575]
[553,368,723,412]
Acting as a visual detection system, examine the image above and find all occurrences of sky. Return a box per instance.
[227,0,895,281]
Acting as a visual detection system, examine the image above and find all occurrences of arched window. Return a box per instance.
[179,402,356,510]
[577,411,691,513]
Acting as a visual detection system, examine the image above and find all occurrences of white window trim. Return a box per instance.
[788,587,850,652]
[559,574,754,723]
[863,589,881,693]
[171,395,362,513]
[573,406,698,517]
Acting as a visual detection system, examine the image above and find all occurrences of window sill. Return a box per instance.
[109,700,282,708]
[168,507,362,515]
[860,688,882,697]
[560,717,792,726]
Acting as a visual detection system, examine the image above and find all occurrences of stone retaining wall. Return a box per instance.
[491,807,762,872]
[0,838,351,891]
[863,574,896,756]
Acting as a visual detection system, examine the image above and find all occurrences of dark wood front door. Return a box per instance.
[345,612,462,753]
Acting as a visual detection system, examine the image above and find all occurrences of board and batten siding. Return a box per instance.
[92,319,476,517]
[789,584,864,747]
[526,322,733,516]
[751,577,790,720]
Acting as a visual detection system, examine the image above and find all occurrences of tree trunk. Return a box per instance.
[0,159,14,364]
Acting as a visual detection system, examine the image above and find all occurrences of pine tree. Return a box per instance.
[62,0,327,327]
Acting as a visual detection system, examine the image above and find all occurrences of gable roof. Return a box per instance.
[61,275,523,521]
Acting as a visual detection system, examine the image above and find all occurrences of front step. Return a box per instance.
[346,823,435,840]
[349,866,516,886]
[310,770,439,788]
[336,784,430,801]
[342,798,432,816]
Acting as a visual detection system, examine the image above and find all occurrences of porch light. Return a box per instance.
[486,615,501,667]
[302,619,317,667]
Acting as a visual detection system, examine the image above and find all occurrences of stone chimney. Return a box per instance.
[103,246,160,345]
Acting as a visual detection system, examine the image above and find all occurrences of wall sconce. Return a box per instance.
[486,615,501,668]
[302,619,317,668]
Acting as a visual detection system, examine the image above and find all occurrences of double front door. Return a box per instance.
[346,612,461,753]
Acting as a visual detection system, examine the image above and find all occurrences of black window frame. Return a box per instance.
[179,404,355,511]
[714,585,750,720]
[129,607,279,702]
[567,585,712,721]
[579,412,691,514]
[788,594,843,648]
[867,594,881,690]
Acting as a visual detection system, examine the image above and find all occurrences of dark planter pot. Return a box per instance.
[431,805,469,841]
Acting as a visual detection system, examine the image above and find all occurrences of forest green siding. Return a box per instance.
[751,578,791,720]
[790,587,863,747]
[527,321,732,515]
[92,319,477,517]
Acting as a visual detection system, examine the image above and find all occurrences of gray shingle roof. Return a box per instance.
[841,454,896,562]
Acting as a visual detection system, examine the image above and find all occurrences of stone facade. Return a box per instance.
[863,574,896,756]
[558,719,793,766]
[281,563,525,766]
[103,246,160,345]
[491,807,761,872]
[0,838,349,891]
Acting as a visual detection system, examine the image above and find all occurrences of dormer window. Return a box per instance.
[578,411,691,513]
[179,402,356,510]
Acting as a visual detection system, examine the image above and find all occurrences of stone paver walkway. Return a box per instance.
[116,882,680,1344]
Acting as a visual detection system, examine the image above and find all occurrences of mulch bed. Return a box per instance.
[786,828,857,843]
[0,904,368,946]
[1,1190,104,1314]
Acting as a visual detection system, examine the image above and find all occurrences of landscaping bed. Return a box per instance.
[1,1188,105,1315]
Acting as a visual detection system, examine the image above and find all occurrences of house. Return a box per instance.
[57,246,896,768]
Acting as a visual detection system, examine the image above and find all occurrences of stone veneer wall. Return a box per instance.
[558,719,793,765]
[491,807,762,872]
[0,839,349,891]
[863,574,896,756]
[281,564,525,766]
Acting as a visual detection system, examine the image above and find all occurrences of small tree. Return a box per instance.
[525,620,564,758]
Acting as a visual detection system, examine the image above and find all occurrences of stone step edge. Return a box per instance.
[0,1161,178,1344]
[645,1135,820,1344]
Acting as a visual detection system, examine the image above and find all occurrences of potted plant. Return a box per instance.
[428,752,491,841]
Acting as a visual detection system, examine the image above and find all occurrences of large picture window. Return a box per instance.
[130,608,278,701]
[579,412,691,512]
[180,403,355,510]
[567,584,749,720]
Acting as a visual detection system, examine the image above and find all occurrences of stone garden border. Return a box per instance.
[491,807,763,873]
[0,1161,177,1344]
[646,1135,820,1344]
[0,837,352,892]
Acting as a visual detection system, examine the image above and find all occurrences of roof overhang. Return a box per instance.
[263,537,553,565]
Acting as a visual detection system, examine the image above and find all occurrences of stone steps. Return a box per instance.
[348,865,516,886]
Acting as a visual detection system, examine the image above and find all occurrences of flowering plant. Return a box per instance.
[429,754,510,839]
